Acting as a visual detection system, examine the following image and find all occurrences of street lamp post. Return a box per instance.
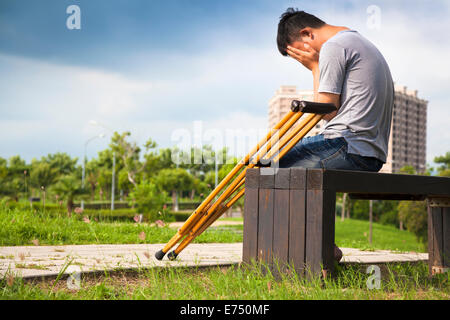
[82,133,105,210]
[89,120,116,212]
[111,151,115,211]
[214,151,218,189]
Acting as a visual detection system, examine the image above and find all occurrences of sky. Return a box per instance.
[0,0,449,167]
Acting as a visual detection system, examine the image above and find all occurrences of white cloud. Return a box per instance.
[0,1,449,166]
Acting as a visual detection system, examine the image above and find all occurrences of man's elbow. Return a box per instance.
[317,92,340,121]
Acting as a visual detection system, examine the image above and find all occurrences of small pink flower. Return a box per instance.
[74,207,83,214]
[32,239,39,246]
[133,215,140,223]
[155,220,165,227]
[83,216,90,223]
[138,231,146,241]
[163,204,167,210]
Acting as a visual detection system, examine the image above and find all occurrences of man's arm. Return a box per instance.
[287,44,341,121]
[312,66,339,121]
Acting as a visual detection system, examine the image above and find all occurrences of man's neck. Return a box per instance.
[316,24,350,50]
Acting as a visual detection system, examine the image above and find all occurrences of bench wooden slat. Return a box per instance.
[429,206,444,272]
[288,168,307,275]
[427,204,434,274]
[242,168,259,264]
[321,169,450,197]
[258,169,275,264]
[273,169,290,272]
[444,207,450,268]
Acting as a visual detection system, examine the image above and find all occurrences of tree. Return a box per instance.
[398,200,427,243]
[30,160,59,191]
[110,131,142,186]
[0,158,7,184]
[85,158,101,201]
[41,152,78,176]
[0,157,15,200]
[398,165,416,175]
[190,177,208,200]
[128,180,168,222]
[1,156,29,201]
[350,199,370,220]
[118,168,134,200]
[51,174,89,215]
[97,167,112,201]
[434,151,450,177]
[396,165,427,243]
[154,168,194,211]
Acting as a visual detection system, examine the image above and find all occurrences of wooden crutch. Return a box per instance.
[154,109,302,260]
[155,100,337,260]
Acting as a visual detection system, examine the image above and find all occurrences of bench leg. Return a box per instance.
[427,203,450,275]
[242,169,260,265]
[305,170,336,278]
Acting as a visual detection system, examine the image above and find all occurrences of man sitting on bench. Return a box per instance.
[276,8,394,173]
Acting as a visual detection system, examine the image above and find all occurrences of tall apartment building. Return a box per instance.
[381,85,428,173]
[268,85,428,173]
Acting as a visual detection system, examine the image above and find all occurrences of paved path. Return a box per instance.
[0,243,427,279]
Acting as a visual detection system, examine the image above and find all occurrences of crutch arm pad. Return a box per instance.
[244,159,272,167]
[291,100,337,114]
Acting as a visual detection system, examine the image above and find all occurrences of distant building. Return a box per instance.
[381,84,428,174]
[268,85,428,173]
[268,86,320,137]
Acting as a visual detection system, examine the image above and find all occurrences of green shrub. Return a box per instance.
[167,210,192,222]
[128,180,169,222]
[398,201,428,244]
[379,209,400,227]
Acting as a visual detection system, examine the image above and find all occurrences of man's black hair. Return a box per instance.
[277,8,326,56]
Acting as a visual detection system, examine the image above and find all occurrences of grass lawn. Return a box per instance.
[1,262,448,300]
[335,218,425,253]
[0,207,242,246]
[1,207,447,300]
[0,207,425,253]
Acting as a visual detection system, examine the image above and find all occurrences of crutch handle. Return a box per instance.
[244,158,272,167]
[291,100,337,114]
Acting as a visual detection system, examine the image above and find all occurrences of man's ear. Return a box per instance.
[299,27,314,42]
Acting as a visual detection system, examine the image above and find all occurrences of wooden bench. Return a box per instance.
[242,168,450,277]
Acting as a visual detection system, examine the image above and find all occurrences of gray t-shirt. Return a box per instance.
[318,30,393,162]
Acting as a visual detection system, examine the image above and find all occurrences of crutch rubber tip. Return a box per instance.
[167,251,178,261]
[155,250,166,260]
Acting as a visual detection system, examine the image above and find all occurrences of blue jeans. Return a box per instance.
[278,134,383,172]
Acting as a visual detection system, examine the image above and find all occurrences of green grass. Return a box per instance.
[0,207,242,246]
[1,262,448,300]
[0,207,445,300]
[0,206,425,252]
[335,218,426,252]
